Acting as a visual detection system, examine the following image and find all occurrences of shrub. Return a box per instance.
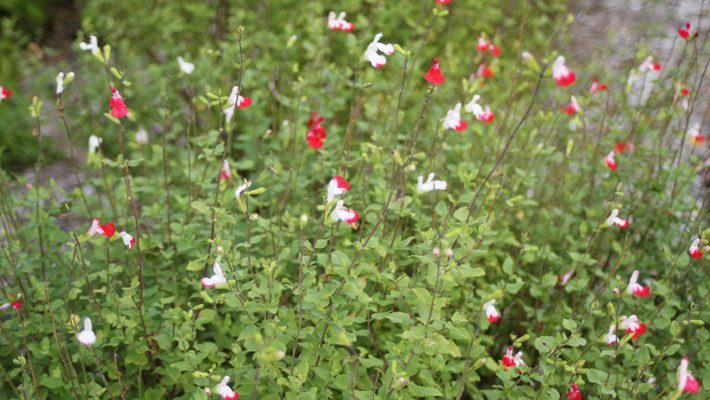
[0,1,707,399]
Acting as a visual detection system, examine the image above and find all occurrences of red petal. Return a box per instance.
[238,97,252,108]
[633,286,651,297]
[100,223,116,237]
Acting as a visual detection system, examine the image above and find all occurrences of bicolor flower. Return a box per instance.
[235,180,252,198]
[327,11,354,32]
[443,103,468,131]
[435,0,452,4]
[88,135,103,155]
[605,151,618,171]
[417,173,447,193]
[552,56,576,87]
[589,79,607,94]
[79,35,99,55]
[465,95,495,123]
[559,270,575,287]
[0,85,13,103]
[605,324,618,346]
[306,113,327,149]
[364,33,394,68]
[201,262,227,289]
[563,95,580,115]
[476,36,491,52]
[620,315,647,340]
[628,56,662,107]
[331,200,359,227]
[224,86,252,124]
[626,270,650,297]
[220,160,233,180]
[77,317,96,346]
[678,22,697,39]
[88,219,116,238]
[678,356,701,394]
[483,299,500,322]
[688,123,705,146]
[689,238,703,259]
[477,63,493,79]
[0,296,21,312]
[119,231,135,250]
[326,176,350,203]
[566,384,582,400]
[424,58,446,85]
[615,141,634,154]
[109,87,128,118]
[501,346,525,368]
[216,376,239,400]
[605,209,629,228]
[177,56,195,74]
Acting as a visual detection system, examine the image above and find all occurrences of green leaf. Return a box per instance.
[585,368,608,384]
[562,319,577,331]
[408,383,443,397]
[534,336,556,354]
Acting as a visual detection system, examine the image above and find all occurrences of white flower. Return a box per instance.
[136,128,149,144]
[364,33,394,68]
[627,56,662,107]
[417,173,447,193]
[77,317,96,346]
[483,299,500,322]
[79,35,99,54]
[619,315,640,331]
[88,135,102,155]
[201,262,227,288]
[605,324,618,345]
[328,11,354,31]
[235,180,252,198]
[177,56,195,74]
[465,95,484,116]
[56,72,65,95]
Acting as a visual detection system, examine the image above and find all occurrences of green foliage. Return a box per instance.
[0,0,708,399]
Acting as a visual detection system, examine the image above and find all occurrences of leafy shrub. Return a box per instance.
[0,1,707,399]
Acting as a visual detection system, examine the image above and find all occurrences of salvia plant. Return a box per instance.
[0,0,707,399]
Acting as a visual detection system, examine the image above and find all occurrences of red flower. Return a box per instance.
[435,0,451,4]
[424,58,446,85]
[109,87,128,118]
[553,56,576,87]
[566,384,582,400]
[477,63,493,78]
[589,79,607,94]
[11,300,21,310]
[489,45,501,58]
[563,96,580,115]
[306,113,327,149]
[678,22,697,39]
[605,151,618,171]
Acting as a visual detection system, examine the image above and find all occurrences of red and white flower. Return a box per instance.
[476,36,500,56]
[628,56,662,107]
[605,151,618,171]
[552,56,576,87]
[234,180,252,198]
[327,11,354,32]
[559,270,575,287]
[0,296,21,312]
[689,238,703,259]
[220,160,233,180]
[424,58,446,85]
[364,33,394,68]
[216,376,239,400]
[443,103,468,131]
[501,346,525,368]
[605,209,629,228]
[483,299,500,322]
[465,95,495,123]
[0,85,12,103]
[224,86,252,124]
[119,231,135,250]
[604,324,618,346]
[620,315,647,340]
[678,356,701,394]
[109,87,128,118]
[615,141,634,154]
[678,22,697,40]
[331,200,359,228]
[435,0,451,5]
[563,95,580,115]
[477,63,494,79]
[326,176,350,203]
[77,317,96,346]
[566,384,582,400]
[201,262,227,289]
[306,113,327,149]
[688,123,705,146]
[589,79,607,94]
[88,219,116,238]
[626,270,650,297]
[417,173,447,193]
